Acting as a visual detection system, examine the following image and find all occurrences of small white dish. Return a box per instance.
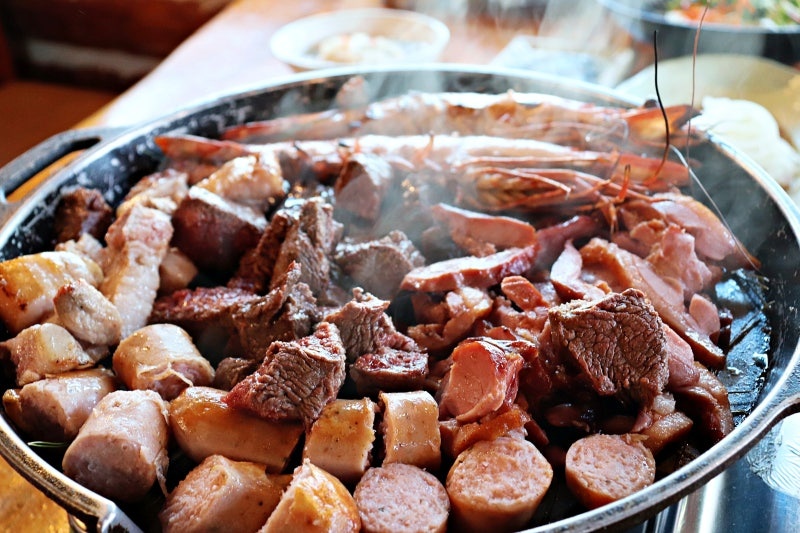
[270,8,450,72]
[615,53,800,147]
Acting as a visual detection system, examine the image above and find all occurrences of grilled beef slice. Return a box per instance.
[55,186,114,244]
[548,288,668,407]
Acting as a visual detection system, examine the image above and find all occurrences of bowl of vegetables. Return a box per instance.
[598,0,800,66]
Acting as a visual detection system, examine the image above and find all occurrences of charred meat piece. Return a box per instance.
[230,262,319,360]
[324,288,417,363]
[213,357,261,391]
[224,322,346,428]
[334,151,394,222]
[401,245,537,293]
[150,286,260,359]
[171,186,266,275]
[54,187,113,244]
[334,231,425,300]
[270,197,341,298]
[548,288,669,407]
[350,347,429,396]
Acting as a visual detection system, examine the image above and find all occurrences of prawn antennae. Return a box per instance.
[646,29,670,187]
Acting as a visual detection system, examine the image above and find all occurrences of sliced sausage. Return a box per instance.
[62,389,169,502]
[446,436,553,533]
[159,455,290,533]
[379,391,441,471]
[438,338,523,423]
[112,323,214,401]
[169,386,303,472]
[260,459,361,533]
[1,368,116,442]
[565,433,656,510]
[303,398,377,485]
[354,463,449,533]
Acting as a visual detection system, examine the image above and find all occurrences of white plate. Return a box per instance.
[616,54,800,147]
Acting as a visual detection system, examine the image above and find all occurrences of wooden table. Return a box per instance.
[0,0,643,530]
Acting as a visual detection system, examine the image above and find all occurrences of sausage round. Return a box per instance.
[354,463,449,533]
[565,433,656,510]
[62,389,169,502]
[446,436,553,532]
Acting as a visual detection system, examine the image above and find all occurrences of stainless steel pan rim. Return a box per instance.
[0,64,799,533]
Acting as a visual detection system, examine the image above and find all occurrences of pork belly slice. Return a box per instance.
[62,389,169,503]
[116,168,189,218]
[113,323,214,401]
[101,204,173,339]
[0,250,103,335]
[401,245,537,293]
[334,230,425,300]
[170,387,303,472]
[303,398,377,485]
[225,322,346,428]
[548,288,669,407]
[260,459,361,533]
[171,186,265,275]
[54,186,113,244]
[53,278,123,347]
[438,338,524,423]
[431,202,537,256]
[2,368,116,442]
[195,152,285,212]
[579,237,725,367]
[159,455,290,533]
[2,323,95,386]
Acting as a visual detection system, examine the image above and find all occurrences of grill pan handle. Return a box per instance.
[0,126,125,204]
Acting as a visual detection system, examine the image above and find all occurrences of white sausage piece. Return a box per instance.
[159,454,290,533]
[565,433,656,510]
[303,398,377,485]
[62,389,169,502]
[259,459,361,533]
[169,386,303,472]
[1,368,116,442]
[113,323,214,401]
[446,436,553,533]
[379,390,441,472]
[354,463,449,533]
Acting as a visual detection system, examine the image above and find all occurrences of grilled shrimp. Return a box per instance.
[220,90,698,149]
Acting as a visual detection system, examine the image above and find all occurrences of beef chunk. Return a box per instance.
[334,152,393,222]
[54,187,113,243]
[324,288,417,364]
[335,231,425,300]
[350,347,429,396]
[150,286,260,360]
[230,262,319,360]
[548,288,668,407]
[224,322,346,428]
[230,208,294,293]
[213,357,261,391]
[172,187,266,275]
[270,198,341,298]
